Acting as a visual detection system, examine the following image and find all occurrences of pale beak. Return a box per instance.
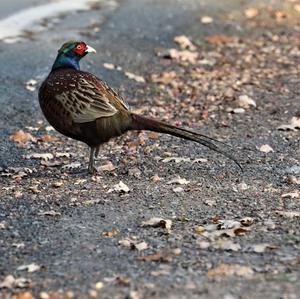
[85,45,97,53]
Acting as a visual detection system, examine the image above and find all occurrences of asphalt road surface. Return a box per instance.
[0,0,300,298]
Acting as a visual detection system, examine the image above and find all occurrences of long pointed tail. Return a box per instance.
[130,113,242,171]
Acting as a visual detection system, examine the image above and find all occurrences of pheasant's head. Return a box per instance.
[52,41,96,71]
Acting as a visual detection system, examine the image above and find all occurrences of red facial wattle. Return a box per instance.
[73,43,87,56]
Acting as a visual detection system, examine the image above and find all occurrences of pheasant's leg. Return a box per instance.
[88,147,97,174]
[95,146,100,158]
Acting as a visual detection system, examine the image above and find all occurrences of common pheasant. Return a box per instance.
[39,41,241,174]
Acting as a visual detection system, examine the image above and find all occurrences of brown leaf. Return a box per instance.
[52,181,64,188]
[103,228,118,237]
[237,95,256,109]
[244,7,259,19]
[248,243,277,253]
[162,157,191,163]
[273,10,288,21]
[277,117,300,131]
[276,210,300,218]
[167,176,190,185]
[137,248,181,262]
[207,263,254,277]
[103,63,115,70]
[240,217,254,226]
[10,130,36,147]
[206,35,233,45]
[150,175,161,182]
[259,144,274,153]
[125,72,145,83]
[174,35,196,50]
[0,275,31,289]
[132,241,148,251]
[201,16,213,24]
[141,217,172,233]
[217,219,240,229]
[168,49,198,64]
[39,134,59,143]
[108,181,130,193]
[212,239,241,251]
[17,263,41,273]
[24,153,54,160]
[99,161,116,172]
[12,292,35,299]
[150,71,177,85]
[281,191,299,199]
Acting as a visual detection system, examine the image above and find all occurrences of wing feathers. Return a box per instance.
[54,75,123,123]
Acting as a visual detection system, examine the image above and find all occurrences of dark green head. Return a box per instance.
[52,41,96,71]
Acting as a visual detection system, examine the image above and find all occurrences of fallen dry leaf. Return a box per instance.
[10,130,36,147]
[24,153,54,160]
[259,144,274,153]
[118,238,133,247]
[95,281,104,290]
[17,263,41,273]
[240,217,254,226]
[141,217,172,233]
[212,239,241,251]
[25,79,37,92]
[168,49,198,64]
[103,63,115,70]
[150,71,177,85]
[39,134,59,143]
[207,263,254,277]
[52,181,64,188]
[232,108,245,114]
[286,175,300,185]
[197,240,211,249]
[137,248,181,262]
[0,275,15,289]
[276,210,300,218]
[0,275,31,289]
[132,241,148,251]
[248,243,277,253]
[277,117,300,131]
[237,95,256,109]
[174,35,196,50]
[12,292,35,299]
[38,210,61,217]
[0,221,7,229]
[103,228,118,237]
[173,187,184,193]
[294,4,300,13]
[108,181,130,193]
[194,225,205,234]
[162,157,191,163]
[206,35,233,45]
[39,292,50,299]
[273,10,288,21]
[217,219,240,229]
[201,16,213,24]
[99,161,116,172]
[125,72,145,83]
[244,7,259,19]
[167,176,190,185]
[150,175,161,182]
[281,191,299,199]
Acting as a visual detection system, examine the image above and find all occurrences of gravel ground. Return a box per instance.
[0,0,300,298]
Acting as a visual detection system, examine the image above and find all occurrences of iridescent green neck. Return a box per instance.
[51,52,80,71]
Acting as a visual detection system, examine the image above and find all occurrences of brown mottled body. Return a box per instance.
[39,68,132,147]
